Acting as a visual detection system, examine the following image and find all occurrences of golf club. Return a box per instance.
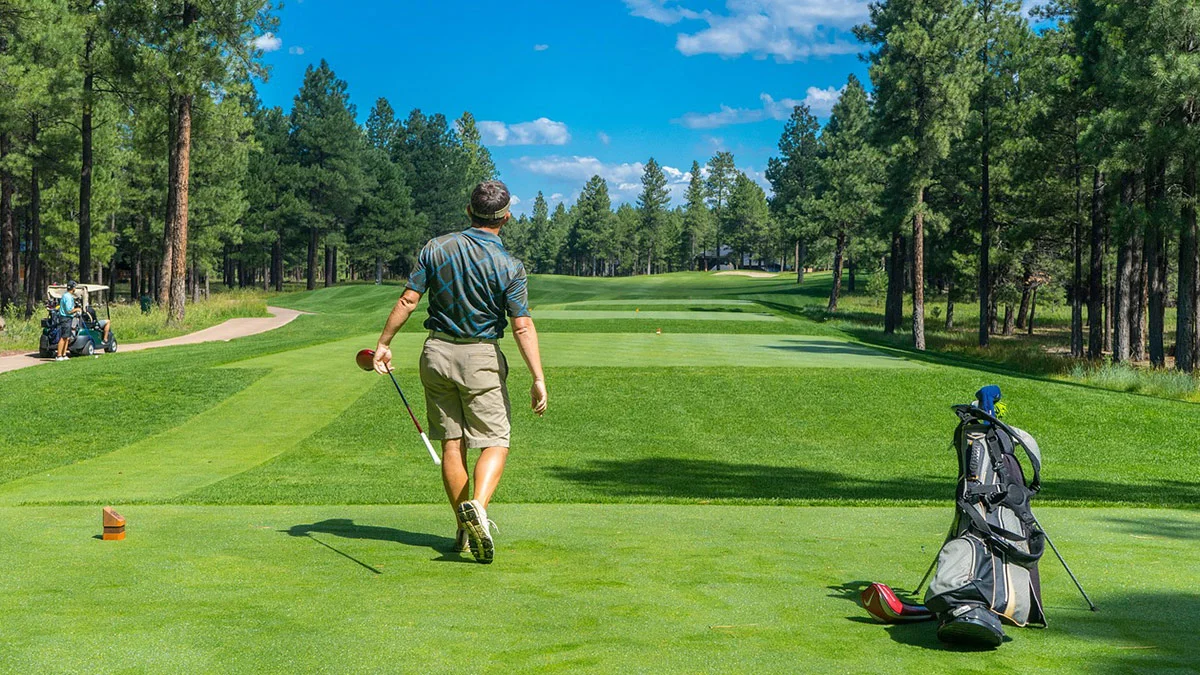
[356,348,441,466]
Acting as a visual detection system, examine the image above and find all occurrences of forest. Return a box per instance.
[1,1,1197,370]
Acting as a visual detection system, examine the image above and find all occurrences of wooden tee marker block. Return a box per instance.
[102,506,126,541]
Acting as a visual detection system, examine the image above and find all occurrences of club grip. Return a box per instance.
[420,432,441,466]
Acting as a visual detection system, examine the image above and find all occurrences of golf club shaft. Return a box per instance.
[1040,527,1097,611]
[387,370,441,466]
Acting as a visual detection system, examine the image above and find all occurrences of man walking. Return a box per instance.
[373,180,547,564]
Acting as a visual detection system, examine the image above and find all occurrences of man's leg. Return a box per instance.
[473,446,509,508]
[440,437,470,510]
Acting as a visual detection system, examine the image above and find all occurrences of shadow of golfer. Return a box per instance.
[283,519,463,571]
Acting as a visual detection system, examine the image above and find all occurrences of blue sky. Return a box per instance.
[253,0,874,215]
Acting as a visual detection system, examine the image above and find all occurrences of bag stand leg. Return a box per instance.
[1036,518,1098,612]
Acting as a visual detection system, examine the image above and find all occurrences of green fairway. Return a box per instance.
[2,505,1195,674]
[2,273,1198,672]
[530,309,784,322]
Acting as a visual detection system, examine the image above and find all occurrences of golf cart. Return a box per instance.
[39,284,118,358]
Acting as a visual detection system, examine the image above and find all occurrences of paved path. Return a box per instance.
[0,306,305,376]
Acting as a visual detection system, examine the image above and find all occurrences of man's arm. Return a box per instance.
[511,315,547,416]
[373,289,423,374]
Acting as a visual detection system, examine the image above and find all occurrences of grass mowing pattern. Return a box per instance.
[2,274,1199,672]
[1,505,1195,673]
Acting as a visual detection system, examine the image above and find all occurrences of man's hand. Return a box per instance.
[530,379,547,416]
[373,344,394,374]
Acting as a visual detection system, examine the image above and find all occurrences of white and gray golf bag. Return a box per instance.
[924,401,1047,647]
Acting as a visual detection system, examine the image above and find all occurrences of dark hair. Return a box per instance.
[468,180,511,227]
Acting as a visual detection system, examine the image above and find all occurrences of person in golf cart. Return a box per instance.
[55,280,82,361]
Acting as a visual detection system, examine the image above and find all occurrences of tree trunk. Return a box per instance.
[307,228,317,290]
[795,240,806,284]
[912,188,926,351]
[79,30,95,283]
[158,94,178,308]
[848,257,856,292]
[1147,158,1166,367]
[24,115,42,318]
[272,234,283,292]
[1070,147,1084,358]
[1015,281,1031,331]
[166,92,193,325]
[1177,156,1198,372]
[1113,173,1136,363]
[945,277,955,331]
[1027,287,1038,335]
[1002,303,1014,336]
[1131,226,1147,362]
[885,231,905,334]
[0,131,13,313]
[979,85,992,349]
[375,256,383,284]
[325,243,335,287]
[828,229,846,313]
[1087,170,1105,360]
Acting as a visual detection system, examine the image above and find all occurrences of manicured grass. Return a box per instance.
[2,273,1198,673]
[1,505,1195,673]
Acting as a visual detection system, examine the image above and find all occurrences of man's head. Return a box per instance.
[468,180,512,229]
[66,280,77,291]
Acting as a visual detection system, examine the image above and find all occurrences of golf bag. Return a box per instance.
[924,390,1047,647]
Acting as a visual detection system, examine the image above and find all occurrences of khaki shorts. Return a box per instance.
[419,337,511,448]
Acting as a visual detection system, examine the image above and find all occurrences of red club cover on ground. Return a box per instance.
[860,582,936,623]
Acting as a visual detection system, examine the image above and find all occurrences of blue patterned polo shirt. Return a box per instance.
[406,228,530,339]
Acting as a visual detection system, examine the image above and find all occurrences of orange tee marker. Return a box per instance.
[102,506,126,541]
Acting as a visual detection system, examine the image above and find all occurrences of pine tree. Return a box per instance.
[107,0,276,323]
[567,175,612,275]
[726,173,771,267]
[810,74,882,312]
[681,160,711,270]
[638,158,670,275]
[457,112,496,188]
[766,104,821,282]
[705,151,736,266]
[858,0,980,349]
[289,59,366,290]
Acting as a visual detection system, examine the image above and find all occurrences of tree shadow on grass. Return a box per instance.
[1054,592,1200,673]
[548,458,1200,506]
[1103,515,1200,541]
[763,339,899,358]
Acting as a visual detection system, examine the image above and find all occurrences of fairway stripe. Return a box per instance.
[0,337,376,505]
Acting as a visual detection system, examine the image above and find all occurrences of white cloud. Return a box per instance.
[478,118,571,146]
[288,46,305,55]
[675,86,844,129]
[252,32,282,52]
[510,195,522,206]
[627,0,867,62]
[598,131,611,145]
[534,43,550,51]
[514,155,709,207]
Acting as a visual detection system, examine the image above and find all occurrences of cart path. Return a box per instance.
[0,306,305,376]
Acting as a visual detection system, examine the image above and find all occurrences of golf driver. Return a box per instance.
[356,348,441,466]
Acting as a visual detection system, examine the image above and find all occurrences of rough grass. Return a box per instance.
[0,289,269,353]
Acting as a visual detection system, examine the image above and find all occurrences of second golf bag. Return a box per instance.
[924,386,1047,647]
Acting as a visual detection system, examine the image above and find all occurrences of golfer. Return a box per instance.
[55,280,81,361]
[372,180,547,564]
